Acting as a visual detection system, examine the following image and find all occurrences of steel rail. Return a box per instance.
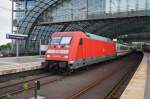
[68,52,143,99]
[68,63,128,99]
[0,73,50,89]
[0,74,64,99]
[105,54,143,99]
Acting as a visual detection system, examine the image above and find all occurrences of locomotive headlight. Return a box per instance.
[57,45,61,48]
[47,55,50,58]
[64,56,68,58]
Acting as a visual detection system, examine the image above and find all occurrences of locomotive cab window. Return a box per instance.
[60,37,72,45]
[50,37,61,44]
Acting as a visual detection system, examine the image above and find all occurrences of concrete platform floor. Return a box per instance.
[0,56,44,75]
[120,53,149,99]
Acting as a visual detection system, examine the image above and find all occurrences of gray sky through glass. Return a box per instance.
[0,0,11,45]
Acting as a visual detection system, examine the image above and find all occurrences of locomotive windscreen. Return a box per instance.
[60,37,72,44]
[51,37,61,44]
[50,37,72,45]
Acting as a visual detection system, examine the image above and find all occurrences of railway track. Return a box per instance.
[0,52,143,99]
[68,65,127,99]
[68,52,143,99]
[104,59,140,99]
[0,73,64,99]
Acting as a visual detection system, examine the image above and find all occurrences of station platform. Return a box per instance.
[0,56,44,75]
[120,53,149,99]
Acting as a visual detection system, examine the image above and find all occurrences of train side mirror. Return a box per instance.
[79,38,83,45]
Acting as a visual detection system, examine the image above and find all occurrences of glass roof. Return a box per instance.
[17,0,150,53]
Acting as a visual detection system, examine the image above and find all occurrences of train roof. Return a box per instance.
[85,32,112,42]
[52,31,112,42]
[52,31,84,35]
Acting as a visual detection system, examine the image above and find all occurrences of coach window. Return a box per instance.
[60,37,72,45]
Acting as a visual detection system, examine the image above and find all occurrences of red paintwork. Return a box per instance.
[45,31,116,62]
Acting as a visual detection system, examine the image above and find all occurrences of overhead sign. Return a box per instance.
[6,34,28,40]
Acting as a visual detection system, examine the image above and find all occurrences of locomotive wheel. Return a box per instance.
[42,61,49,72]
[48,64,59,74]
[63,68,73,76]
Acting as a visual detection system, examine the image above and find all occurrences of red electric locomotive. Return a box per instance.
[42,31,116,72]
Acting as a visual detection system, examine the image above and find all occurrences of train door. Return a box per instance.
[79,38,86,64]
